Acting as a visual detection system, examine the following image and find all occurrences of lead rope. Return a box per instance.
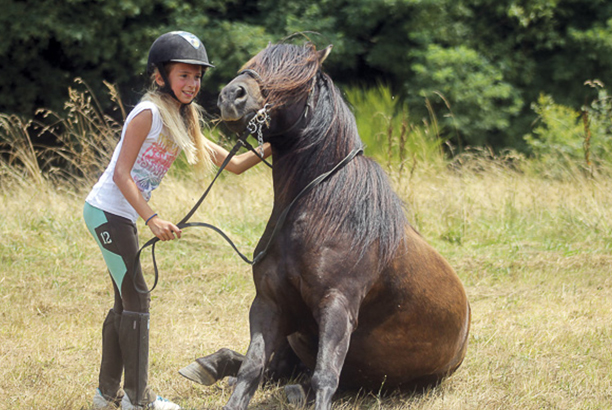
[135,142,362,293]
[251,146,363,265]
[134,133,251,293]
[134,102,360,293]
[135,104,281,293]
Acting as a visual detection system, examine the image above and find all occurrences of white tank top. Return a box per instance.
[86,101,181,222]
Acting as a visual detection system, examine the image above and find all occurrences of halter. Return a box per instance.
[238,68,316,151]
[135,68,361,293]
[239,69,266,88]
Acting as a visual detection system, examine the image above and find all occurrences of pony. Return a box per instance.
[180,43,470,410]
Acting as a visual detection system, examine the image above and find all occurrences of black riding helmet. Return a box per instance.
[147,31,214,103]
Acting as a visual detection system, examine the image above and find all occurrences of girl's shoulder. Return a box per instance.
[125,101,163,132]
[128,101,161,119]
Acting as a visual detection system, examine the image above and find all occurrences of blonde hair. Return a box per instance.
[142,67,214,173]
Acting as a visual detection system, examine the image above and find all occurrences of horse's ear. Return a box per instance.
[318,45,333,65]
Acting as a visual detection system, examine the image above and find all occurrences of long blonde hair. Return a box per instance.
[142,68,214,173]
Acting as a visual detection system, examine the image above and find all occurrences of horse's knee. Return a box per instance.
[217,347,246,362]
[311,369,340,392]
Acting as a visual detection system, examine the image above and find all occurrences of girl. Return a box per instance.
[84,31,271,410]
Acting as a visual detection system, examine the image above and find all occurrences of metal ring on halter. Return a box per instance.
[247,104,271,157]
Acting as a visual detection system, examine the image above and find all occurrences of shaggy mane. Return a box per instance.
[248,43,408,268]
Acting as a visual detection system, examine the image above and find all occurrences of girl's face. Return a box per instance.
[156,63,203,104]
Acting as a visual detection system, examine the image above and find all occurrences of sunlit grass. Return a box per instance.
[1,83,612,409]
[3,154,612,409]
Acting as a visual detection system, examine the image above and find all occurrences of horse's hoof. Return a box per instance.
[178,361,217,386]
[284,384,306,406]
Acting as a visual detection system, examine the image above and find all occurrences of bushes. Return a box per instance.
[524,80,612,177]
[3,78,612,190]
[1,81,452,189]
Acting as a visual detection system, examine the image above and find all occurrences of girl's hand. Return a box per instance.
[206,140,272,175]
[147,215,182,241]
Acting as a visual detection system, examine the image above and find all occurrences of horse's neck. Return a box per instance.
[270,83,361,203]
[270,139,353,205]
[271,147,318,204]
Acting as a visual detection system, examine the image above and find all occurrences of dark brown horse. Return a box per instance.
[180,43,470,410]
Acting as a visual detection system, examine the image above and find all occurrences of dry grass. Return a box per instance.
[0,79,122,188]
[1,82,611,409]
[1,150,612,409]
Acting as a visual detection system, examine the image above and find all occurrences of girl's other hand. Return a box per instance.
[147,216,182,241]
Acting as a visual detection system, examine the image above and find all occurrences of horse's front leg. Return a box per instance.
[223,295,284,410]
[311,290,357,410]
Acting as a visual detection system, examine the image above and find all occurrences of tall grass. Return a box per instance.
[1,82,612,409]
[0,114,45,185]
[344,84,447,175]
[0,79,123,189]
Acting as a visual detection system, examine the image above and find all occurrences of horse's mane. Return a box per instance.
[247,43,408,269]
[242,43,320,110]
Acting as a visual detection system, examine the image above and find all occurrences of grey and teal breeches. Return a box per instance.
[84,202,150,313]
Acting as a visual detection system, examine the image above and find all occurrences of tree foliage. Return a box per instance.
[1,0,611,150]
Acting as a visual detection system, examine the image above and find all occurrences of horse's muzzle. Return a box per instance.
[218,74,265,132]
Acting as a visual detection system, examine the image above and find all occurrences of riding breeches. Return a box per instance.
[83,202,150,313]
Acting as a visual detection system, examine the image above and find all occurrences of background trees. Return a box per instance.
[1,0,611,151]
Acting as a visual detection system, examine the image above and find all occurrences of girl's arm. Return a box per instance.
[206,139,272,175]
[113,110,182,241]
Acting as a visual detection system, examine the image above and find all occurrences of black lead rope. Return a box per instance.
[243,139,274,169]
[134,134,251,293]
[250,146,363,265]
[135,141,362,294]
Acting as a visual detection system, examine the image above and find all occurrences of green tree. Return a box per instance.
[1,0,155,114]
[0,0,270,115]
[255,0,612,149]
[2,0,612,152]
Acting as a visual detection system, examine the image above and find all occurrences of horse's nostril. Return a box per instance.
[235,85,246,100]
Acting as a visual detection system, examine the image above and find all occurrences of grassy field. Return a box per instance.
[1,148,611,410]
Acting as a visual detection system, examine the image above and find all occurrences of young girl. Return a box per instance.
[84,31,271,410]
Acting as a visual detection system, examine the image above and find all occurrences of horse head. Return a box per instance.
[218,43,332,142]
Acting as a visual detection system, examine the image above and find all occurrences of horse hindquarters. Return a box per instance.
[338,232,470,390]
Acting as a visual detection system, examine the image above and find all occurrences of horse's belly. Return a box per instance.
[288,309,468,390]
[340,331,454,389]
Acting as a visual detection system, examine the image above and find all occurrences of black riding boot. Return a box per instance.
[98,309,124,404]
[179,348,245,385]
[119,311,156,406]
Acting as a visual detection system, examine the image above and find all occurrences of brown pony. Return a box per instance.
[180,43,470,410]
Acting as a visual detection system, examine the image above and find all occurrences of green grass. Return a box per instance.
[1,82,611,409]
[2,154,612,409]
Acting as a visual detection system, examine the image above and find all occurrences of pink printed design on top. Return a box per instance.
[132,132,180,200]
